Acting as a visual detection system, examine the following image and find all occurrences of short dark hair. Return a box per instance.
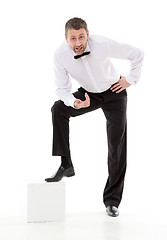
[65,17,88,36]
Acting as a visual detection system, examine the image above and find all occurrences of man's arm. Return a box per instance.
[53,53,77,107]
[107,38,144,90]
[54,51,90,109]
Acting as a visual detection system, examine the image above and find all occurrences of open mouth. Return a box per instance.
[75,46,83,53]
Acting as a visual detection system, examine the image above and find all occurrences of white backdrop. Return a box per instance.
[0,0,167,218]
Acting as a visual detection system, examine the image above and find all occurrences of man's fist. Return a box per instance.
[74,93,90,109]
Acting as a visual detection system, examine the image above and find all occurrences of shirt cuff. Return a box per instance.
[66,95,76,108]
[126,76,138,86]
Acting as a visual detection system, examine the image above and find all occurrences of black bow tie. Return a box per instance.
[74,51,90,59]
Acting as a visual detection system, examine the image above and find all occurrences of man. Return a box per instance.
[45,17,144,217]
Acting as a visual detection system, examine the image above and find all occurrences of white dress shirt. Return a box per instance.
[53,35,144,107]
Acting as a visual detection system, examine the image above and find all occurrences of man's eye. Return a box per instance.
[71,38,76,41]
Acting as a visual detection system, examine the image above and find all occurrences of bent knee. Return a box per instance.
[51,100,64,113]
[51,100,71,120]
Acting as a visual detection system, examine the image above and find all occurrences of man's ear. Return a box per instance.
[87,31,89,39]
[65,34,68,43]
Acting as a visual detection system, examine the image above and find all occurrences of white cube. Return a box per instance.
[27,182,65,222]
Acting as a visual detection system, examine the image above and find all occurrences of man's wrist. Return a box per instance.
[73,100,78,109]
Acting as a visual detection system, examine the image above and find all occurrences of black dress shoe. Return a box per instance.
[45,165,75,182]
[106,206,119,217]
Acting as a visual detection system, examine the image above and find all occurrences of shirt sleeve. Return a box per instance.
[53,53,76,107]
[107,38,144,85]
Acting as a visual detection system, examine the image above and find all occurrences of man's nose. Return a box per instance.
[76,38,81,45]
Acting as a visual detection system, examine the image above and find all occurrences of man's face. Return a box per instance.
[65,28,89,55]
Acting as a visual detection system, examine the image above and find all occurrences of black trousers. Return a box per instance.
[51,87,127,208]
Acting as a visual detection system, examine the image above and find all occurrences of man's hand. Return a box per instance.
[74,93,90,109]
[111,75,131,93]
